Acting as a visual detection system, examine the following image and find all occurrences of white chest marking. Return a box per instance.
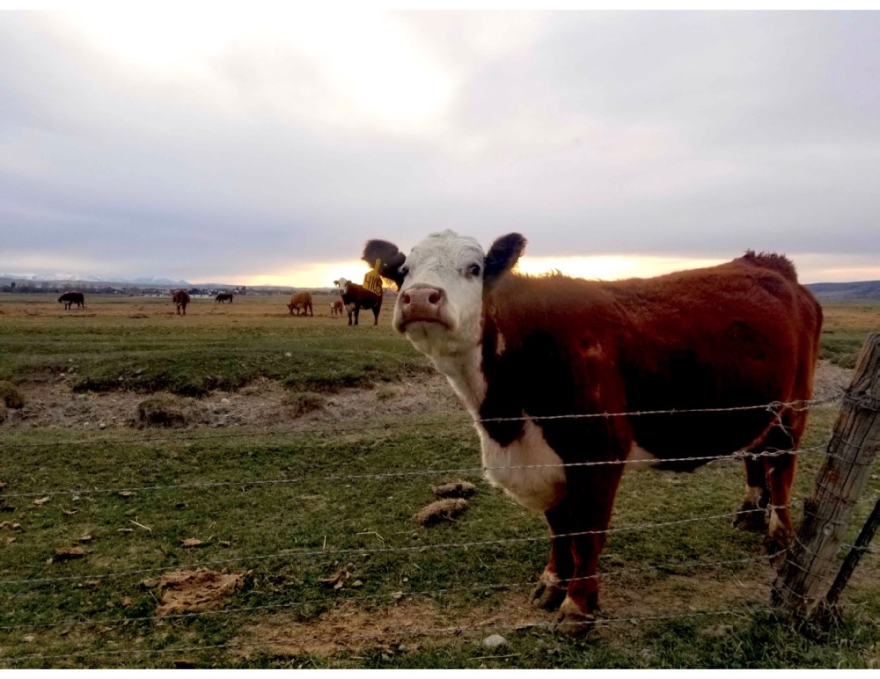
[627,441,659,470]
[479,416,568,513]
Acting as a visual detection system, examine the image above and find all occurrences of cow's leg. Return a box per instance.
[531,503,573,611]
[373,307,379,325]
[763,407,805,555]
[550,467,623,635]
[734,457,770,532]
[347,309,353,325]
[353,307,360,325]
[745,407,804,556]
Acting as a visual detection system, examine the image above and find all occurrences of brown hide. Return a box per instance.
[287,291,314,316]
[341,282,382,326]
[479,254,822,469]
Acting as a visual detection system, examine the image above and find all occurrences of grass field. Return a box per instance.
[0,293,878,668]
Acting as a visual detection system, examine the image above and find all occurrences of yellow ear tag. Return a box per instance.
[363,258,383,297]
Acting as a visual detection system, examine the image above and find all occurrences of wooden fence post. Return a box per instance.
[770,332,880,616]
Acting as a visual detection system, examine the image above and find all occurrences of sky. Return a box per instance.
[1,8,879,287]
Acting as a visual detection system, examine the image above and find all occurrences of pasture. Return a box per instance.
[0,293,878,668]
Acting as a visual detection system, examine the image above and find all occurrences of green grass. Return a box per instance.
[0,294,432,395]
[0,293,878,668]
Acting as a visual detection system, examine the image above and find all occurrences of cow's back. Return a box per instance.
[482,256,822,463]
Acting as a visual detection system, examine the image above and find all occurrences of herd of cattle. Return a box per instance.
[58,277,385,326]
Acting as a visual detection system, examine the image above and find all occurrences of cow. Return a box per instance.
[287,291,314,316]
[363,229,822,634]
[333,277,382,326]
[329,300,344,317]
[172,290,191,315]
[215,292,233,304]
[58,291,85,309]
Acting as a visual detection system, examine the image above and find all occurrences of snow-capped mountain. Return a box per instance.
[0,273,191,286]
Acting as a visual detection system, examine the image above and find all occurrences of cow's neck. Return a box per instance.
[421,315,487,417]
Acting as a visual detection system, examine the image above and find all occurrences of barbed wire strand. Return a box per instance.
[0,552,778,633]
[0,445,833,500]
[0,505,783,587]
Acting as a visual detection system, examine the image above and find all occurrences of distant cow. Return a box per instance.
[287,291,313,316]
[215,292,233,304]
[172,290,191,315]
[58,291,85,310]
[329,300,344,317]
[364,230,822,634]
[333,277,382,326]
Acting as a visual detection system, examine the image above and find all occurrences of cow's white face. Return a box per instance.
[333,277,350,296]
[362,229,526,412]
[392,230,487,357]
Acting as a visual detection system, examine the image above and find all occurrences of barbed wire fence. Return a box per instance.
[0,336,878,666]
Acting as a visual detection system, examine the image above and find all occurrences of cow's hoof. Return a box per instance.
[763,531,791,565]
[733,506,767,532]
[531,581,566,611]
[553,610,595,636]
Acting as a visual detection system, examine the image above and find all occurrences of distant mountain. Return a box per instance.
[806,281,880,302]
[0,273,190,287]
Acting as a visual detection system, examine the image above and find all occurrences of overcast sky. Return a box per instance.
[1,9,878,286]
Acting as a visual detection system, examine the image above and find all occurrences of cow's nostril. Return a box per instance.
[402,293,411,304]
[428,291,441,305]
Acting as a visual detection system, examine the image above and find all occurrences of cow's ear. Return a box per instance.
[363,239,406,288]
[484,233,526,289]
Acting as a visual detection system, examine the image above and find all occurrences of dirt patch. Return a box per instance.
[0,361,849,434]
[234,593,545,660]
[152,568,249,617]
[0,373,462,432]
[812,359,854,401]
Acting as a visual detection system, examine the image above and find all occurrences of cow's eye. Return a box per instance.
[467,264,481,278]
[400,265,410,277]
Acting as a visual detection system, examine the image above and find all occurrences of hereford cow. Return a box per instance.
[363,230,822,634]
[215,292,233,304]
[172,290,190,315]
[58,291,85,309]
[287,291,313,316]
[333,277,382,326]
[330,300,344,317]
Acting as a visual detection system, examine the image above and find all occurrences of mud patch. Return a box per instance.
[153,568,249,617]
[234,593,544,660]
[0,360,848,434]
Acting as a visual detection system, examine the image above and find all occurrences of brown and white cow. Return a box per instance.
[333,277,382,326]
[363,229,822,634]
[172,289,190,315]
[330,300,344,317]
[287,291,314,316]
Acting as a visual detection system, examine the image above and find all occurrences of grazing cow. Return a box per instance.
[172,290,191,315]
[58,291,85,309]
[287,291,314,316]
[215,292,233,304]
[329,300,344,317]
[333,277,382,326]
[364,230,822,633]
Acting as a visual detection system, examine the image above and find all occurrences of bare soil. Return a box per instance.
[0,361,851,433]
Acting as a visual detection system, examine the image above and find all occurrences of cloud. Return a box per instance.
[0,11,878,285]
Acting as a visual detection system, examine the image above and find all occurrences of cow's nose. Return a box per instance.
[400,285,446,321]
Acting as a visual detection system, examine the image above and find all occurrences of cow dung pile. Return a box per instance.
[283,391,326,418]
[136,394,192,428]
[0,381,25,409]
[414,498,470,526]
